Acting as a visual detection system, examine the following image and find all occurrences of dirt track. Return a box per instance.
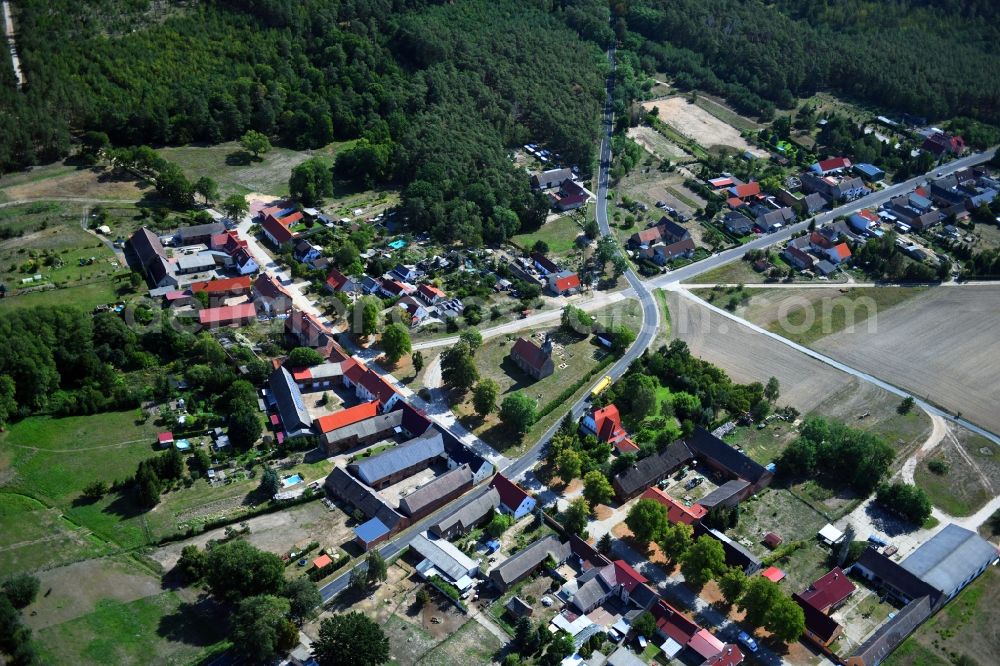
[814,286,1000,435]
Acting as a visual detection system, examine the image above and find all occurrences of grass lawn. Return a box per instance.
[454,325,613,455]
[885,567,1000,666]
[511,214,583,255]
[157,140,350,199]
[0,493,113,574]
[0,278,127,311]
[35,592,228,666]
[684,260,770,285]
[914,432,997,517]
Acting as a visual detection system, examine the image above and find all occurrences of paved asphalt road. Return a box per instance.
[313,75,998,609]
[316,144,998,604]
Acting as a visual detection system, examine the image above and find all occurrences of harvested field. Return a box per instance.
[626,126,692,161]
[641,97,768,157]
[736,286,928,346]
[1,166,149,202]
[813,286,1000,435]
[665,290,854,414]
[23,557,163,631]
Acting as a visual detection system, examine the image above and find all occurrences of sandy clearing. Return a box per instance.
[641,97,768,157]
[666,291,854,413]
[814,286,1000,435]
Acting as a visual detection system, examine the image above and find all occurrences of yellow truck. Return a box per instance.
[591,375,612,399]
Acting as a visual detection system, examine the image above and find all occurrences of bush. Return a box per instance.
[875,482,932,525]
[927,459,948,475]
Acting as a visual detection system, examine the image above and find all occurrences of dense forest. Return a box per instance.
[619,0,1000,123]
[0,0,606,245]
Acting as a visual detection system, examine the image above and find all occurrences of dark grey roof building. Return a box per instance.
[348,430,445,488]
[267,366,313,438]
[324,466,406,532]
[177,221,225,244]
[489,534,570,591]
[428,487,500,539]
[851,548,943,608]
[612,440,693,500]
[398,464,474,518]
[697,479,751,509]
[686,427,773,490]
[847,596,933,666]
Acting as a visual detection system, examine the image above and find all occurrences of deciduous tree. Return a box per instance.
[313,612,390,666]
[499,392,537,435]
[625,499,668,545]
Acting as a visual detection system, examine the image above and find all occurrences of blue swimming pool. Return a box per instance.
[388,239,407,250]
[282,474,304,487]
[175,439,191,451]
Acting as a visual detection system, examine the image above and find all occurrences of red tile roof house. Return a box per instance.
[314,401,379,435]
[651,598,699,648]
[378,278,416,299]
[324,268,359,294]
[580,404,639,454]
[825,242,852,264]
[190,276,252,304]
[198,302,257,328]
[728,182,761,199]
[253,273,293,315]
[689,628,726,662]
[798,567,856,614]
[810,157,853,175]
[343,364,402,411]
[260,206,303,247]
[157,432,174,449]
[640,486,708,525]
[704,645,744,666]
[510,336,555,380]
[550,179,589,211]
[547,270,581,296]
[490,474,536,519]
[416,283,446,305]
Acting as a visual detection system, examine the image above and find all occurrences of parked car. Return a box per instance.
[684,477,703,490]
[868,534,888,547]
[737,631,759,653]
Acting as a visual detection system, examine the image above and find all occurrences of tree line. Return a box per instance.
[4,0,606,249]
[616,0,1000,126]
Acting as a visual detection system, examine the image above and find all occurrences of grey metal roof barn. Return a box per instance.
[410,533,478,583]
[613,440,693,499]
[900,524,998,598]
[349,430,444,486]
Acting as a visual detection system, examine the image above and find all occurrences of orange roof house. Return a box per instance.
[190,275,252,295]
[314,401,379,433]
[581,404,638,454]
[198,302,257,327]
[640,486,708,525]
